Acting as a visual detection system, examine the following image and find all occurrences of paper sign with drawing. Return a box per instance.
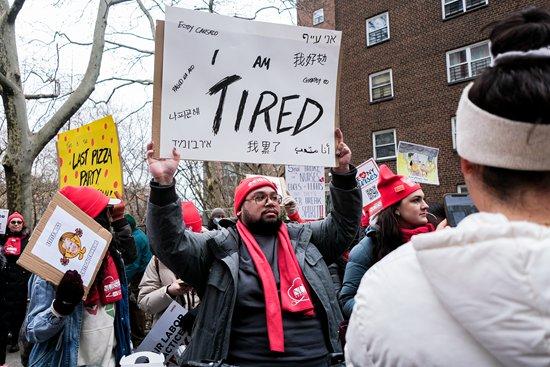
[17,193,112,296]
[157,6,342,166]
[396,141,440,185]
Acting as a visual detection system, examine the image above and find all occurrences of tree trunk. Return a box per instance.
[3,161,33,224]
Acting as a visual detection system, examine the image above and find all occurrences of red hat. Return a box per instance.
[8,212,24,225]
[233,176,277,214]
[60,186,110,218]
[377,165,422,211]
[181,201,203,233]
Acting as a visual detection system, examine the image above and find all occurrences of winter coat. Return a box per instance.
[138,256,198,323]
[125,227,152,283]
[147,168,362,362]
[0,230,31,332]
[345,213,550,367]
[339,226,376,319]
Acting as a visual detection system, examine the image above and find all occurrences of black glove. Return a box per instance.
[53,270,84,315]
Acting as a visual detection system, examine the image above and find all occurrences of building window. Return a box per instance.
[457,184,468,193]
[366,12,390,46]
[446,41,491,83]
[369,69,394,102]
[442,0,488,19]
[451,116,457,150]
[373,129,397,161]
[312,8,324,26]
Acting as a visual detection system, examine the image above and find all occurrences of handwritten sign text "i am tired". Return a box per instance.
[157,6,341,167]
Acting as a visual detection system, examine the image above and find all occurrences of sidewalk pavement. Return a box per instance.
[6,350,23,367]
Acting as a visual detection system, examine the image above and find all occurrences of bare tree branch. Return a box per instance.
[234,5,294,20]
[0,72,21,95]
[6,0,26,24]
[25,93,60,99]
[30,0,132,159]
[136,0,155,39]
[105,40,153,54]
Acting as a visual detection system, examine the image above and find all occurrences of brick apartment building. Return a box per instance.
[298,0,549,201]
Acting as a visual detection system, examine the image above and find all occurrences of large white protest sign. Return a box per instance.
[156,6,341,166]
[285,165,326,220]
[0,209,8,235]
[137,301,190,366]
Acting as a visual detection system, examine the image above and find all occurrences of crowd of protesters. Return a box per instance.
[0,6,549,367]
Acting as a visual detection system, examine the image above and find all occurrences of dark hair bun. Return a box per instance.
[468,7,550,124]
[490,7,550,56]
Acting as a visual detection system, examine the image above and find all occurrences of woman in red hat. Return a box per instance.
[339,165,441,319]
[0,212,31,365]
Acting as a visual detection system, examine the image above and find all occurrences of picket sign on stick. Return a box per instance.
[56,115,124,198]
[17,193,112,298]
[285,165,326,220]
[152,7,342,166]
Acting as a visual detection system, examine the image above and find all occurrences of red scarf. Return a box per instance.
[85,252,122,306]
[4,237,22,256]
[400,223,435,243]
[236,221,315,352]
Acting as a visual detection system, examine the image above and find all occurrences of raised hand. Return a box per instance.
[146,142,181,185]
[110,192,126,221]
[283,193,298,215]
[334,128,351,173]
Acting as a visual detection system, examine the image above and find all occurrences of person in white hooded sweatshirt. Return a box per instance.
[345,7,550,367]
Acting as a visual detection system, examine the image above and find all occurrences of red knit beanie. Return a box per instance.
[8,212,24,225]
[233,176,277,215]
[181,201,203,233]
[60,186,110,218]
[377,165,422,211]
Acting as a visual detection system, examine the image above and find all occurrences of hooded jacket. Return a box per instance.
[345,213,550,367]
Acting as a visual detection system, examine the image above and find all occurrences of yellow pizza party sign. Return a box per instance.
[56,115,123,198]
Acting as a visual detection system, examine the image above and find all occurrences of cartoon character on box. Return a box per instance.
[58,228,86,265]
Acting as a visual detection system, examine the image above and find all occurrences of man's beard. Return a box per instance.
[242,209,282,235]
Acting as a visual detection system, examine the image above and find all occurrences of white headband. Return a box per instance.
[491,46,550,66]
[456,83,550,171]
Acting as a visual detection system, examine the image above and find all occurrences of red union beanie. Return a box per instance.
[181,201,203,233]
[60,186,110,219]
[234,176,277,214]
[8,212,25,225]
[377,165,422,211]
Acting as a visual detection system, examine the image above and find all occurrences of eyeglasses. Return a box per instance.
[10,220,23,225]
[245,193,282,205]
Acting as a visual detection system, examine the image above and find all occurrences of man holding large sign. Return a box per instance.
[146,128,360,365]
[154,6,342,167]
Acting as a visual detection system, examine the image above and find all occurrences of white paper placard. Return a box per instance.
[0,209,9,234]
[160,6,341,166]
[356,159,381,208]
[285,165,326,220]
[30,206,108,287]
[137,300,190,366]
